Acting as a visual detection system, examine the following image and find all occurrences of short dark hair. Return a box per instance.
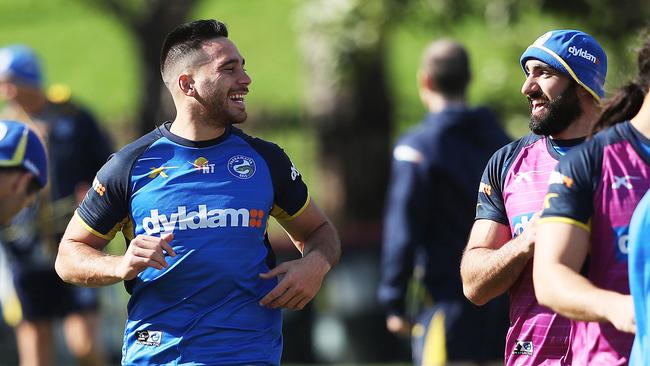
[0,166,41,195]
[421,39,471,97]
[160,19,229,77]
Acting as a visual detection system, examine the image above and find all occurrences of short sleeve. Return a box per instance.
[540,142,599,230]
[268,147,309,220]
[475,148,509,225]
[75,153,131,240]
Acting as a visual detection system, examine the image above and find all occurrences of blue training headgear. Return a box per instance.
[0,120,48,187]
[0,45,42,88]
[520,30,607,102]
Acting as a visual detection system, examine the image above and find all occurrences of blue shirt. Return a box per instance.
[629,188,650,366]
[628,132,650,366]
[77,123,309,365]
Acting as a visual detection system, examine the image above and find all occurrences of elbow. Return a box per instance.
[532,271,556,311]
[462,283,490,306]
[54,243,73,284]
[461,268,490,305]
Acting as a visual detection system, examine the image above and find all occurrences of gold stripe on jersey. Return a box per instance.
[271,194,311,221]
[538,216,591,232]
[74,210,125,240]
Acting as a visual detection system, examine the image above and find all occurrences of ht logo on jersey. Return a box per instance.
[511,212,535,237]
[189,157,215,174]
[142,205,265,235]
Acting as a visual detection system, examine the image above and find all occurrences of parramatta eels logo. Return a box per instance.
[227,155,256,179]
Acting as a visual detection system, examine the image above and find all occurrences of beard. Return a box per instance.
[528,83,582,136]
[195,83,248,128]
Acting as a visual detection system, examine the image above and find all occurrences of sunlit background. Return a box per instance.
[0,0,648,364]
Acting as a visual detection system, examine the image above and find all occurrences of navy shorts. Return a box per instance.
[411,297,508,363]
[12,268,99,321]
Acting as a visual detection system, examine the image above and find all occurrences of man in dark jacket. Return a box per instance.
[379,39,510,366]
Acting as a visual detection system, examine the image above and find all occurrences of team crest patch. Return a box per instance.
[136,330,162,346]
[228,155,256,179]
[513,340,533,356]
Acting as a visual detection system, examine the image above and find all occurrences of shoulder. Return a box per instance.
[101,128,163,174]
[558,124,625,170]
[230,127,290,164]
[489,133,540,165]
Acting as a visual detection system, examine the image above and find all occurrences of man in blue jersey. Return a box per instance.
[54,19,341,365]
[378,39,510,365]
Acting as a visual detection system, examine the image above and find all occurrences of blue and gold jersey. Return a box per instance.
[76,123,309,365]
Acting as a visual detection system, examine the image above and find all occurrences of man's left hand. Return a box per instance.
[258,252,331,310]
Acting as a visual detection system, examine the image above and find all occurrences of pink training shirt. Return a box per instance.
[477,133,580,365]
[541,121,649,365]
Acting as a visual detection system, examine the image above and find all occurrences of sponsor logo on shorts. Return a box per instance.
[513,340,533,355]
[136,330,162,346]
[227,155,256,179]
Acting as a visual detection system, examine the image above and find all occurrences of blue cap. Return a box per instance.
[520,30,607,102]
[0,120,47,187]
[0,45,42,88]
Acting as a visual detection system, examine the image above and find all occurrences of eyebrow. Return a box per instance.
[218,57,245,68]
[527,63,556,74]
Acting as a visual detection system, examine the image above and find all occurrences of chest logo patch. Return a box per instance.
[190,157,215,174]
[228,155,256,179]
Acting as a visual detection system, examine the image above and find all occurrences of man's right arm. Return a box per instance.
[55,213,175,287]
[460,214,537,306]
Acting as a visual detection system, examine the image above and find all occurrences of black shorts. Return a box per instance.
[12,268,99,321]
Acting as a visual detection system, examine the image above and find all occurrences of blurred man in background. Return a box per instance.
[0,45,110,366]
[379,39,510,366]
[0,120,47,226]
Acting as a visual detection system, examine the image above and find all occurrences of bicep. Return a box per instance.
[60,213,111,252]
[535,221,589,272]
[277,199,328,243]
[465,219,511,251]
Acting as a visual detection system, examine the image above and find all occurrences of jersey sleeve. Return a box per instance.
[540,142,599,231]
[475,146,509,225]
[75,153,131,240]
[255,141,309,221]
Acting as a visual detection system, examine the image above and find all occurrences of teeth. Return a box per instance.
[229,93,245,100]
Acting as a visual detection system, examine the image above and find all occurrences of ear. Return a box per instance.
[10,171,32,195]
[417,69,435,92]
[178,74,195,96]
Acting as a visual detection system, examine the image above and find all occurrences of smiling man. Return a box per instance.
[53,19,340,365]
[460,30,607,365]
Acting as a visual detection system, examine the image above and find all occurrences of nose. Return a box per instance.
[521,73,539,96]
[240,69,251,86]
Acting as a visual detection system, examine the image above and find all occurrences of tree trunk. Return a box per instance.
[298,0,392,242]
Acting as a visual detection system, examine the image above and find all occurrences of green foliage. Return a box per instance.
[0,0,645,142]
[0,0,138,122]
